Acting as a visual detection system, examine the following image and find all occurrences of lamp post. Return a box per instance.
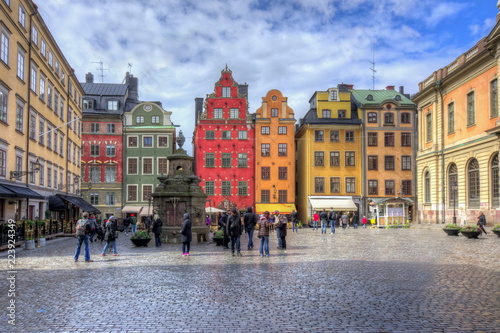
[451,181,458,224]
[10,158,41,180]
[148,195,152,219]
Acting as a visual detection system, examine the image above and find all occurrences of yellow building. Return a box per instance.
[413,12,500,225]
[254,89,296,216]
[0,0,86,230]
[295,84,361,224]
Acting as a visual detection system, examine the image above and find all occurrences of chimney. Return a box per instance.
[85,72,94,83]
[346,84,354,90]
[399,86,405,94]
[386,85,395,90]
[126,72,139,101]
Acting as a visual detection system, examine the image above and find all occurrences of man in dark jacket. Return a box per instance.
[320,209,328,234]
[152,217,163,247]
[219,211,230,249]
[275,211,287,250]
[244,207,258,250]
[227,208,242,256]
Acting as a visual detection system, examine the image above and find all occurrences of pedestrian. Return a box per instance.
[206,215,211,226]
[244,206,258,250]
[276,210,287,250]
[361,215,368,228]
[73,212,93,262]
[144,215,152,233]
[291,209,299,233]
[313,211,319,230]
[152,216,163,247]
[130,214,137,234]
[477,211,488,235]
[218,210,230,249]
[258,211,271,257]
[101,216,118,256]
[341,212,348,228]
[123,216,131,235]
[352,211,359,228]
[227,207,242,256]
[274,210,284,248]
[180,212,192,255]
[320,209,328,234]
[88,213,98,242]
[328,209,336,234]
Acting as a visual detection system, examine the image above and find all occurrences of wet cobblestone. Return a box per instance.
[1,226,500,332]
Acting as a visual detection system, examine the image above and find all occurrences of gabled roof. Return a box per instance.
[351,89,415,107]
[81,83,128,96]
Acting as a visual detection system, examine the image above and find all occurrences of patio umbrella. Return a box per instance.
[205,207,226,213]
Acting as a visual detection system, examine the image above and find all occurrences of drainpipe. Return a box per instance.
[436,80,446,224]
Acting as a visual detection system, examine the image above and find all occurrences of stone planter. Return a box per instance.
[492,229,500,237]
[460,230,481,239]
[213,237,224,246]
[24,239,35,250]
[443,228,460,236]
[38,238,46,247]
[131,238,151,247]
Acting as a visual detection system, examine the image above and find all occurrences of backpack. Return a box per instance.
[230,220,240,233]
[76,219,88,236]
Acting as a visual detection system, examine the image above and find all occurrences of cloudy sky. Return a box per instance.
[39,0,496,154]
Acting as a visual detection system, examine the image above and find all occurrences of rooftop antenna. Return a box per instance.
[128,62,133,73]
[369,43,376,90]
[93,60,109,83]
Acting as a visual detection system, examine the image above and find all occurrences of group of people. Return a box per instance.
[312,210,369,233]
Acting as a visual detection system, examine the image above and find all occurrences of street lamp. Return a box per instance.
[10,158,41,180]
[148,195,152,219]
[451,181,458,224]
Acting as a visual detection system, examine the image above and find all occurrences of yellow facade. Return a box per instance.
[254,89,296,215]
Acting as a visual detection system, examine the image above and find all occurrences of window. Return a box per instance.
[345,131,354,142]
[55,60,60,76]
[90,144,100,157]
[278,167,287,180]
[128,158,138,174]
[214,108,222,119]
[238,181,248,195]
[278,143,287,156]
[90,166,100,183]
[158,136,168,147]
[127,185,137,201]
[401,112,411,124]
[222,181,231,196]
[368,112,377,123]
[158,158,168,174]
[31,24,38,45]
[338,110,346,118]
[384,132,394,146]
[0,86,7,123]
[136,116,144,124]
[467,91,475,126]
[330,130,339,142]
[1,27,10,65]
[83,99,93,110]
[106,145,116,157]
[59,133,63,156]
[230,108,238,119]
[468,159,480,208]
[346,177,355,193]
[105,166,116,182]
[278,190,287,203]
[106,123,115,133]
[205,153,214,167]
[30,63,37,92]
[314,177,325,193]
[206,130,215,139]
[322,109,331,118]
[15,102,23,132]
[222,153,231,167]
[238,153,248,167]
[448,103,455,134]
[368,156,378,170]
[48,51,53,67]
[143,136,153,147]
[345,152,355,166]
[90,193,99,205]
[330,177,340,193]
[128,136,138,147]
[314,130,324,142]
[142,187,151,201]
[261,144,270,156]
[108,100,118,111]
[385,180,395,195]
[47,125,52,149]
[384,113,394,125]
[314,151,324,166]
[47,166,52,187]
[222,131,231,139]
[278,126,287,134]
[38,118,44,145]
[151,116,160,124]
[426,113,432,141]
[402,180,412,196]
[261,126,270,135]
[401,133,411,147]
[367,132,378,146]
[17,48,25,80]
[492,154,499,208]
[143,158,153,174]
[205,181,214,195]
[385,156,395,170]
[47,83,53,108]
[238,131,247,139]
[38,165,44,185]
[0,149,6,177]
[39,74,45,101]
[491,79,498,118]
[222,87,230,97]
[330,151,340,166]
[330,90,338,100]
[261,190,270,203]
[40,39,46,57]
[368,180,378,195]
[106,192,115,205]
[18,4,26,27]
[261,167,270,180]
[401,156,411,170]
[271,108,278,117]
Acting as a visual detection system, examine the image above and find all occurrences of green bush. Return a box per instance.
[492,224,500,231]
[213,230,224,238]
[130,230,151,239]
[460,225,479,232]
[444,223,461,230]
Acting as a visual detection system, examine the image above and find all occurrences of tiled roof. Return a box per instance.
[81,83,128,96]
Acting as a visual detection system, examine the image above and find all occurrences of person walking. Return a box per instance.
[227,208,242,256]
[123,216,131,235]
[144,215,152,233]
[477,211,488,236]
[313,211,319,230]
[244,206,258,250]
[274,210,283,249]
[88,213,98,242]
[291,210,299,233]
[276,211,288,250]
[352,211,359,228]
[258,211,271,257]
[152,216,163,247]
[328,209,336,234]
[320,209,328,234]
[74,212,93,262]
[101,216,118,256]
[361,215,368,228]
[130,214,137,234]
[180,213,192,255]
[341,212,348,229]
[218,210,230,249]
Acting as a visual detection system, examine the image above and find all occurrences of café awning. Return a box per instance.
[56,194,101,214]
[122,206,143,214]
[309,196,357,211]
[255,203,297,214]
[0,184,44,199]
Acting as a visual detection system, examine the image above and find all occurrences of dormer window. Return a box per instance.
[108,100,118,111]
[83,99,94,110]
[330,90,338,101]
[395,95,402,101]
[366,94,373,101]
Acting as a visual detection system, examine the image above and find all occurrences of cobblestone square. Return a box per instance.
[2,226,500,332]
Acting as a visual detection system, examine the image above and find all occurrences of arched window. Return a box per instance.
[425,171,431,203]
[468,159,480,208]
[448,163,458,206]
[492,154,499,208]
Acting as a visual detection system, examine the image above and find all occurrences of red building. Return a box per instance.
[193,66,255,212]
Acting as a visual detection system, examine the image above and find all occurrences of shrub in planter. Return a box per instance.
[24,238,35,250]
[492,224,500,237]
[443,223,461,236]
[213,230,224,246]
[460,225,481,239]
[130,230,151,247]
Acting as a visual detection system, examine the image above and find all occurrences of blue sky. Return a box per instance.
[39,0,497,154]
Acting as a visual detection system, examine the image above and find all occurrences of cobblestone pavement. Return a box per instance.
[1,226,500,333]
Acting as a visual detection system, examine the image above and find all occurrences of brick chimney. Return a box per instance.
[386,85,395,90]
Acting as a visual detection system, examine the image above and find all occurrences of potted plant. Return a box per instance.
[212,230,224,246]
[443,223,461,236]
[460,225,481,239]
[130,230,151,247]
[38,235,46,247]
[492,224,500,237]
[24,237,35,250]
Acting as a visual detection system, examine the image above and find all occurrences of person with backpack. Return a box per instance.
[180,213,192,256]
[328,209,336,234]
[88,213,98,242]
[244,206,258,250]
[291,210,299,233]
[218,210,230,249]
[152,217,163,247]
[130,214,137,234]
[101,216,119,256]
[275,211,288,250]
[73,212,93,262]
[258,211,271,257]
[227,207,242,256]
[123,216,131,235]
